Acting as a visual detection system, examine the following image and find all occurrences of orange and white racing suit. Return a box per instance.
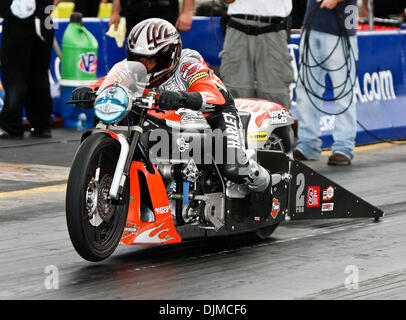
[91,49,269,189]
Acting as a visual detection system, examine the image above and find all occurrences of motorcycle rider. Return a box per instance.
[71,18,274,216]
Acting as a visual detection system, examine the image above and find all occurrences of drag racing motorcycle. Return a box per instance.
[66,61,383,262]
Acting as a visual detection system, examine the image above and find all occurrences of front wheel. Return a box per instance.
[66,133,129,262]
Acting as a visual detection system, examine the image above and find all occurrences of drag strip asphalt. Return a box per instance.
[0,137,405,299]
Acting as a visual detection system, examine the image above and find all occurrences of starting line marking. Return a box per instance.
[0,162,69,183]
[0,184,67,199]
[321,141,406,155]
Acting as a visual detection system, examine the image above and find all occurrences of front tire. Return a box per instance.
[66,133,129,262]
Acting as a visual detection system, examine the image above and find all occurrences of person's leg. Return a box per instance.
[26,21,53,136]
[295,30,326,160]
[219,22,256,98]
[90,0,101,17]
[73,0,86,15]
[255,29,294,108]
[326,35,359,160]
[206,108,270,192]
[0,16,32,137]
[124,14,140,36]
[125,1,179,35]
[153,0,179,26]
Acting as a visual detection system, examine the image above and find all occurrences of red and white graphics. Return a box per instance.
[322,203,334,212]
[323,185,335,201]
[307,186,320,208]
[79,52,97,74]
[271,198,280,219]
[121,161,181,245]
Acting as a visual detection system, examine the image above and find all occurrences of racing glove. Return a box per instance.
[71,86,96,109]
[158,91,203,110]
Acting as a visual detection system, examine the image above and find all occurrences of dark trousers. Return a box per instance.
[122,0,179,35]
[74,0,101,17]
[0,14,53,136]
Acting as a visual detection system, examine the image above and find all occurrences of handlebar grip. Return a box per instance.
[66,100,94,104]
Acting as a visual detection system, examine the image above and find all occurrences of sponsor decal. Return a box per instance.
[122,222,140,239]
[248,132,268,141]
[111,70,124,84]
[79,52,97,73]
[322,203,334,212]
[271,198,280,219]
[223,113,242,149]
[181,62,201,80]
[269,110,288,125]
[155,206,170,214]
[307,186,320,207]
[323,185,335,201]
[176,109,206,123]
[188,71,210,87]
[256,109,288,127]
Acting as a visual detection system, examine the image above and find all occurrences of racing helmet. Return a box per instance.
[126,18,182,88]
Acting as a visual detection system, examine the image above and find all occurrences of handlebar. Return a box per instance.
[66,90,166,113]
[133,93,166,114]
[65,100,94,104]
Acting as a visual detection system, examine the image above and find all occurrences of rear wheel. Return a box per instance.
[254,224,279,240]
[253,126,293,239]
[66,133,129,262]
[262,126,293,156]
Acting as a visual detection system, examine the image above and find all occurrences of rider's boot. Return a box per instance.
[247,160,282,221]
[246,159,270,193]
[246,159,283,192]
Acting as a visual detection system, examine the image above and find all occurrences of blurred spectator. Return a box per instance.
[219,0,294,108]
[290,0,307,29]
[109,0,194,35]
[0,0,60,139]
[74,0,108,17]
[293,0,359,165]
[195,0,226,16]
[194,1,228,37]
[362,0,406,20]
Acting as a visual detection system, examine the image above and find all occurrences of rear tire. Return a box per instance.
[66,133,129,262]
[254,224,279,239]
[253,126,292,239]
[262,126,293,156]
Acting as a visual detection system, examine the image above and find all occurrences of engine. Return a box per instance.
[157,159,225,230]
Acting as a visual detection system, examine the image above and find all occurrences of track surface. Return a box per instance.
[0,129,405,300]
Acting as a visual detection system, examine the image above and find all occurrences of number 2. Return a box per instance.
[296,173,305,207]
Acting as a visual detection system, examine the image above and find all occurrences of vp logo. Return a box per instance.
[79,52,97,73]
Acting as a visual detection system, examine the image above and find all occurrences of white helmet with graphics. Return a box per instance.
[126,18,182,88]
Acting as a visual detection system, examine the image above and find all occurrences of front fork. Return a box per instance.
[88,108,148,200]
